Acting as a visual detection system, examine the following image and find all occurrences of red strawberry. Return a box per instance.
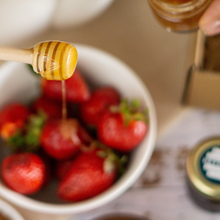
[1,153,46,195]
[97,100,149,152]
[32,95,62,119]
[58,149,117,202]
[0,103,30,139]
[41,68,90,103]
[40,119,92,160]
[80,86,120,127]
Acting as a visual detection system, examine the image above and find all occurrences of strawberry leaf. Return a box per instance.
[85,141,128,176]
[131,99,139,109]
[6,110,47,153]
[24,110,47,151]
[7,130,25,152]
[114,98,149,126]
[117,155,128,176]
[97,150,108,158]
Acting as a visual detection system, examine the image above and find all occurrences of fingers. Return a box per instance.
[199,0,220,36]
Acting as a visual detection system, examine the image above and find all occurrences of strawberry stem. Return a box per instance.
[110,99,149,126]
[24,110,47,151]
[7,110,47,152]
[81,141,128,176]
[7,130,25,151]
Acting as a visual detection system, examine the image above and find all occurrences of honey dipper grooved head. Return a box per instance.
[32,41,78,80]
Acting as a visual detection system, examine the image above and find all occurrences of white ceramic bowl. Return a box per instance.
[0,0,56,46]
[0,199,24,220]
[51,0,114,30]
[0,44,157,215]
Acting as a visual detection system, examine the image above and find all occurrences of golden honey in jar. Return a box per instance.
[147,0,213,32]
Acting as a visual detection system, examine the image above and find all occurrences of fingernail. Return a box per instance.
[200,20,220,36]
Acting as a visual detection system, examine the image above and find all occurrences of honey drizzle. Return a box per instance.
[61,80,67,121]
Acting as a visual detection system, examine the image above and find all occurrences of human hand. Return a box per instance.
[199,0,220,36]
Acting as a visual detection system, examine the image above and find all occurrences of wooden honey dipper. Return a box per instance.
[0,41,78,80]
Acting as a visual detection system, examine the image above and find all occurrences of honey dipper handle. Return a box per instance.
[0,46,32,64]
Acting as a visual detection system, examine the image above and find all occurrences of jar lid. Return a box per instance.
[94,214,147,220]
[187,137,220,201]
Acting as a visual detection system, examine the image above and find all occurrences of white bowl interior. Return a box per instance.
[51,0,114,29]
[0,44,157,215]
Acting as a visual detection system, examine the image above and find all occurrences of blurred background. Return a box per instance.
[0,0,197,137]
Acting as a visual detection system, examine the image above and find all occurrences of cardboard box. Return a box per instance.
[183,31,220,111]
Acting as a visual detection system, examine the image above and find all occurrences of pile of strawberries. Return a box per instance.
[0,67,149,202]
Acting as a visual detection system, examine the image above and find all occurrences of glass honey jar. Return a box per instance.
[147,0,213,32]
[186,137,220,211]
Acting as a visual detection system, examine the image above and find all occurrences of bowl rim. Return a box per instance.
[0,43,157,215]
[0,199,24,220]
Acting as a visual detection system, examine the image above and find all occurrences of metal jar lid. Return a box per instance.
[186,137,220,201]
[94,214,147,220]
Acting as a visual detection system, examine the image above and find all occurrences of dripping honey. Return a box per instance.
[61,80,67,121]
[148,0,213,32]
